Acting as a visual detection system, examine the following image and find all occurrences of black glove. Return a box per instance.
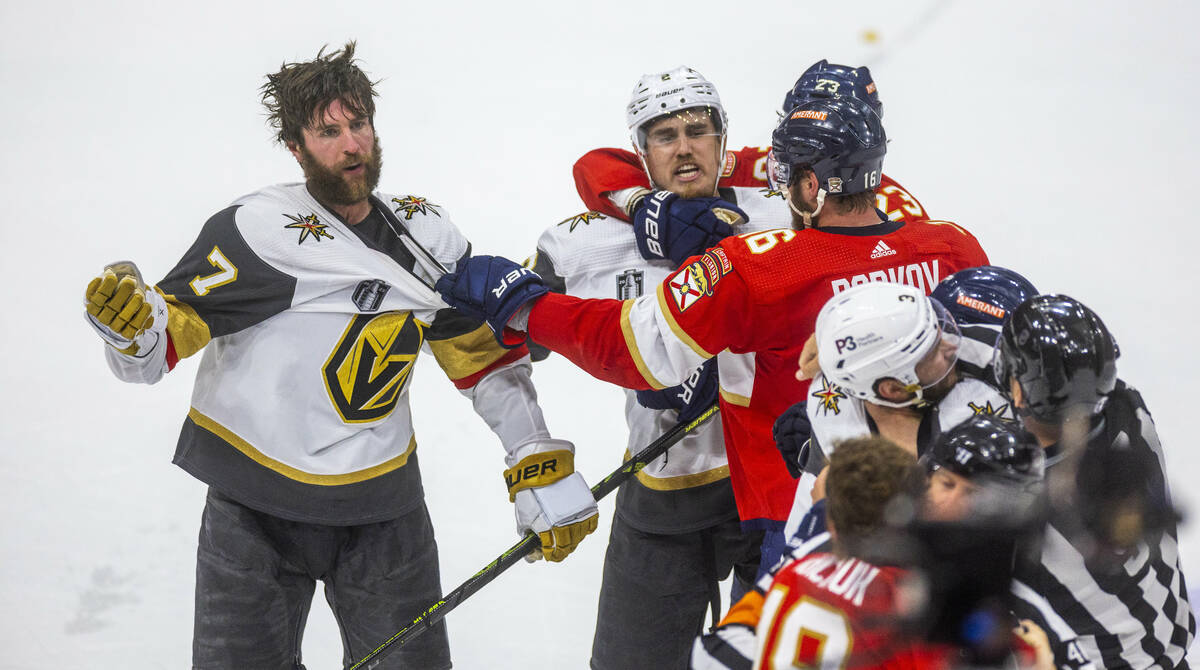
[1075,433,1177,553]
[635,359,718,424]
[773,401,811,479]
[632,191,747,266]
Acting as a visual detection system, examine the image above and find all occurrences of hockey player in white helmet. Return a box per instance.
[776,282,1015,544]
[525,66,791,670]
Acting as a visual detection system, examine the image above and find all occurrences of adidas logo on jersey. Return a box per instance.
[870,240,897,259]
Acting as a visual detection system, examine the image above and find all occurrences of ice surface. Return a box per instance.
[2,1,1197,667]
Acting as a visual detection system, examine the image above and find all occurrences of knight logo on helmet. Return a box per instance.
[827,177,844,193]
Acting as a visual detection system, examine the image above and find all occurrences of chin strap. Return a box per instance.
[789,188,827,229]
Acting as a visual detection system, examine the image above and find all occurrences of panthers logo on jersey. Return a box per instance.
[323,312,425,422]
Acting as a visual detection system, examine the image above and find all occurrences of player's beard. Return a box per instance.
[920,371,958,405]
[299,136,383,208]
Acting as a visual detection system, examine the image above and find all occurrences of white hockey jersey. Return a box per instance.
[784,330,1015,540]
[105,183,549,524]
[530,186,792,532]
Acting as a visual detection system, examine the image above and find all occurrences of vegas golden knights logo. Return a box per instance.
[323,312,425,422]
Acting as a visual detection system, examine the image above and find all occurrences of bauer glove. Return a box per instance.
[635,359,718,424]
[435,255,548,349]
[504,439,599,562]
[632,191,747,267]
[84,261,167,355]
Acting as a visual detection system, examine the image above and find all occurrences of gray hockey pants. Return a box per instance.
[590,513,762,670]
[192,488,452,670]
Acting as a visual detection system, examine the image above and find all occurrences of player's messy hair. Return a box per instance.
[790,164,877,214]
[825,436,921,549]
[261,41,378,147]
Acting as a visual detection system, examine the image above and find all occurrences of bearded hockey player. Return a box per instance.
[527,66,787,670]
[434,96,988,577]
[776,268,1039,541]
[995,295,1194,668]
[776,282,1016,541]
[82,42,598,669]
[571,60,928,229]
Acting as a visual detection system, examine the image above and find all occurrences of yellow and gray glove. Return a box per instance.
[84,261,167,356]
[504,439,599,562]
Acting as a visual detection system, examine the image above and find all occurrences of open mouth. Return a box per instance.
[343,161,364,174]
[674,163,700,181]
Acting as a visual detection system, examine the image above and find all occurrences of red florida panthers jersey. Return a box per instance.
[572,146,928,223]
[527,220,989,525]
[756,553,930,669]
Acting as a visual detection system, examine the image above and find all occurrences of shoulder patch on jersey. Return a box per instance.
[720,150,737,178]
[391,195,441,220]
[556,210,607,232]
[666,255,723,312]
[811,376,847,416]
[968,400,1009,417]
[283,212,334,244]
[758,187,786,199]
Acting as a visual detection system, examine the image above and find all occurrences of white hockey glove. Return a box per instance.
[503,439,599,562]
[84,261,167,356]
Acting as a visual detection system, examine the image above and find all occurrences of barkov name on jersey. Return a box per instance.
[831,257,942,295]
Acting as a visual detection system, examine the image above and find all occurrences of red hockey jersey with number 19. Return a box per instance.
[527,218,989,526]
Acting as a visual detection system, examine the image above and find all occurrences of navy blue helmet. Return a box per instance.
[994,295,1119,422]
[783,60,883,119]
[769,96,886,195]
[925,415,1044,487]
[931,266,1039,327]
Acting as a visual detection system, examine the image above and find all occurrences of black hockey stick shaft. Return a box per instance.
[348,403,720,670]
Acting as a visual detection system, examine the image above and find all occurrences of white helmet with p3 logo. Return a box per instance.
[815,282,960,408]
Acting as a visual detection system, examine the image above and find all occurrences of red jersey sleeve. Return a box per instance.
[718,145,771,188]
[525,242,761,392]
[571,148,648,219]
[572,145,774,219]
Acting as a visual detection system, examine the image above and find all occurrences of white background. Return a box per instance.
[2,1,1198,667]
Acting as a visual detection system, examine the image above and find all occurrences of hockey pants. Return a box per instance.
[192,488,452,670]
[590,512,761,670]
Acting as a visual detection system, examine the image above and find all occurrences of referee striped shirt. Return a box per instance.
[1011,381,1194,669]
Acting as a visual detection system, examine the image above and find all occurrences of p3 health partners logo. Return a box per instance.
[323,312,425,423]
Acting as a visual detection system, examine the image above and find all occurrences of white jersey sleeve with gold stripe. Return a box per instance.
[534,187,789,488]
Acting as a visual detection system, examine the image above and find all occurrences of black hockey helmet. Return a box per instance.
[993,295,1119,423]
[768,96,886,195]
[782,59,883,119]
[924,415,1044,487]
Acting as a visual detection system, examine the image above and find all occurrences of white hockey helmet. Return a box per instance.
[815,282,961,408]
[626,66,728,153]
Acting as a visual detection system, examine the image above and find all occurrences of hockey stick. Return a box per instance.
[348,403,721,670]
